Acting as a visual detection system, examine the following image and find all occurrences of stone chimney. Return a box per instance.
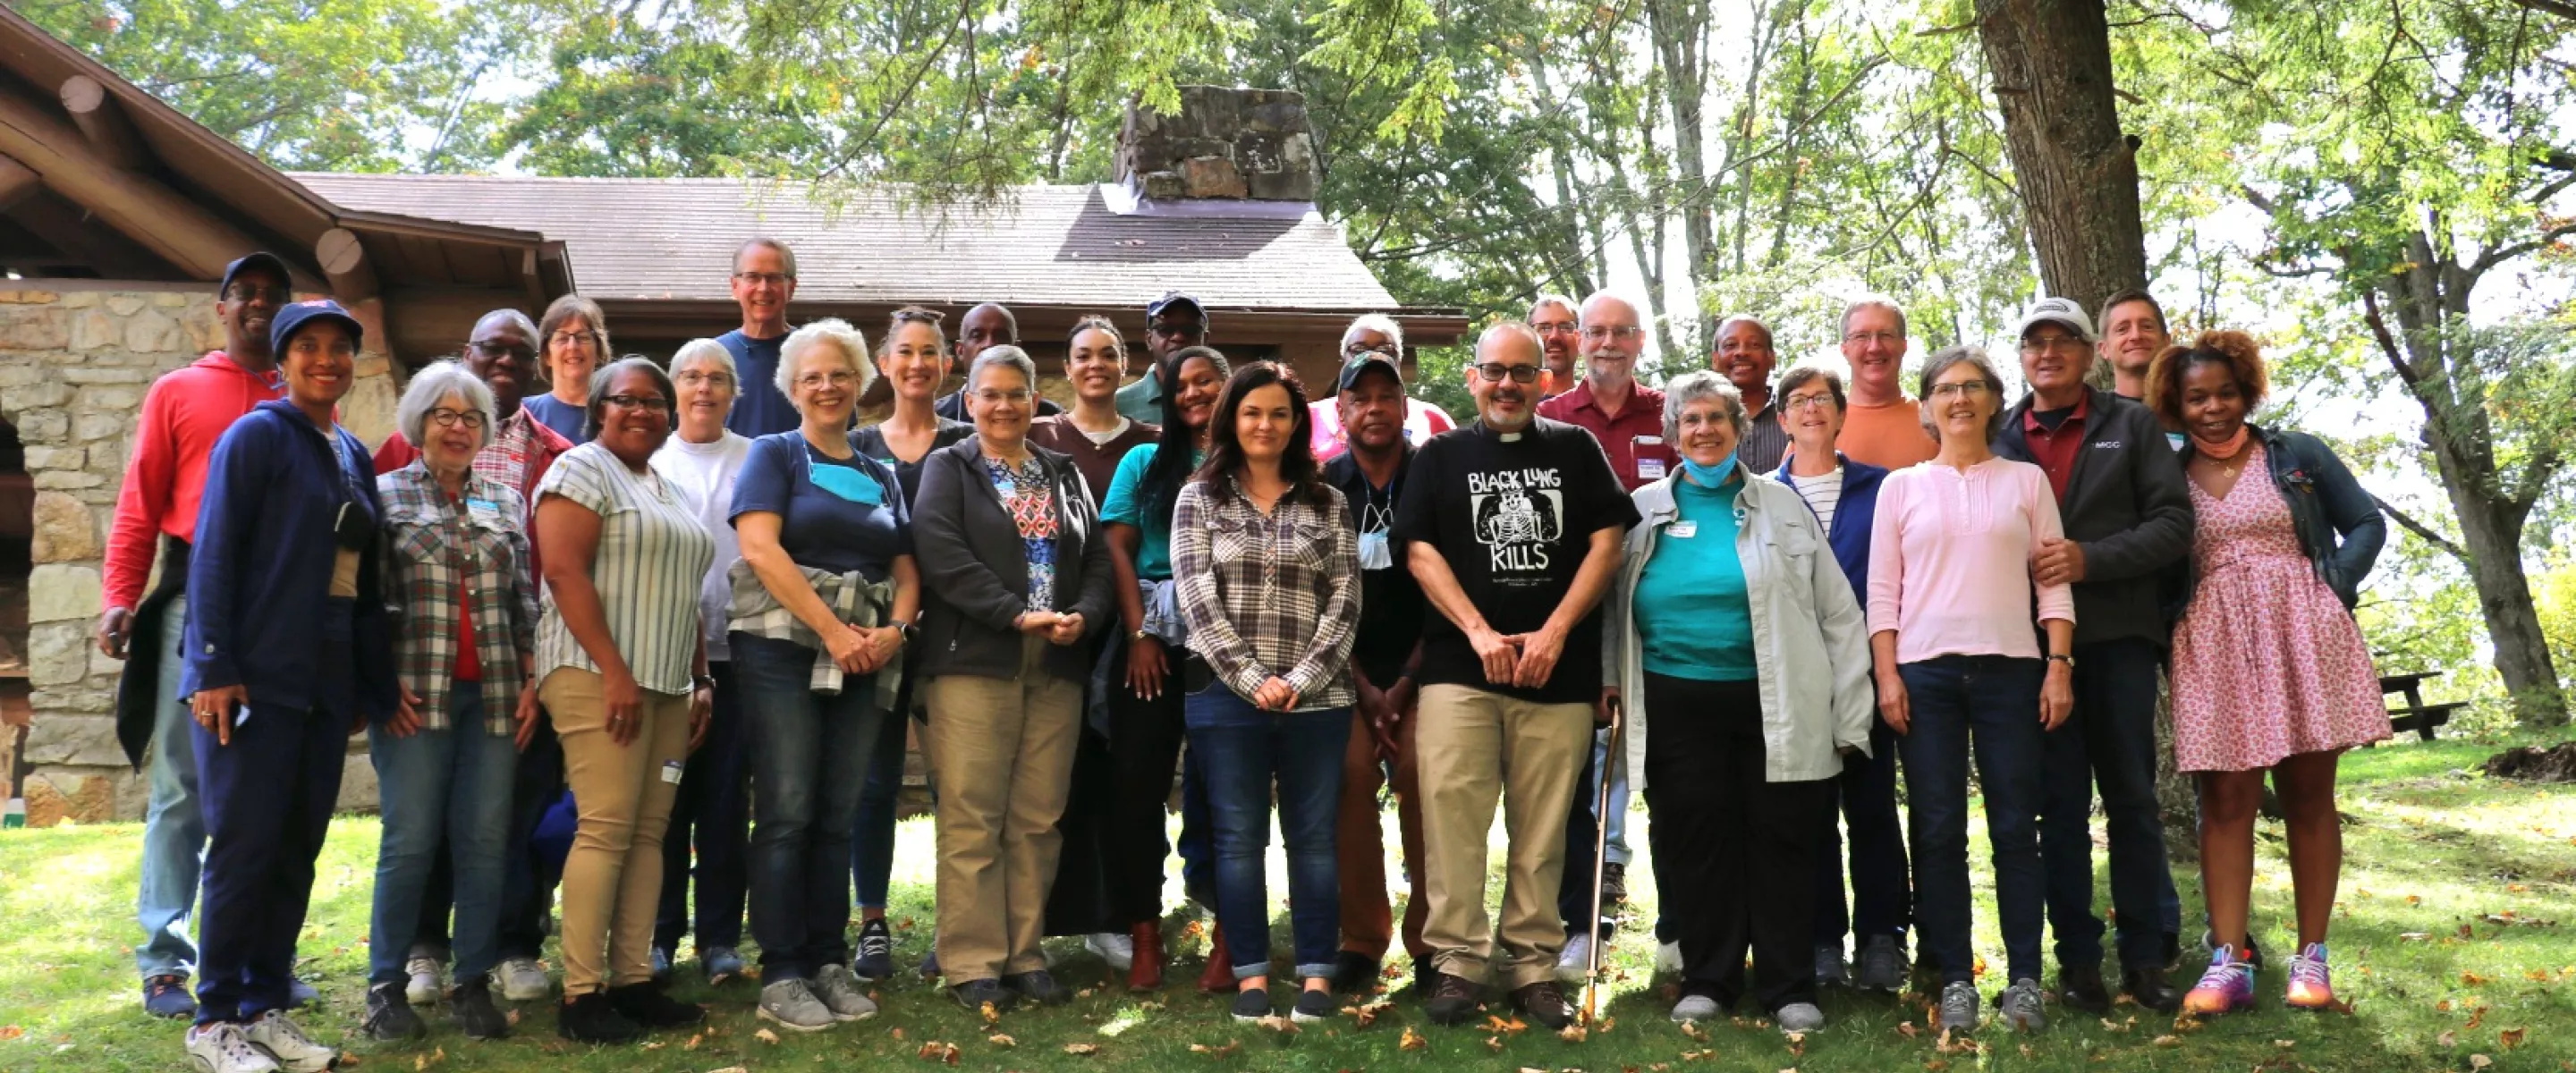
[1115,86,1318,202]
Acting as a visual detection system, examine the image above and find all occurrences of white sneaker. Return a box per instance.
[240,1010,337,1073]
[1555,932,1595,984]
[495,957,550,1002]
[1656,941,1683,975]
[185,1022,280,1073]
[403,953,445,1006]
[1086,932,1135,972]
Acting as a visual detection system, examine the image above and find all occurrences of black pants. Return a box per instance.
[1102,643,1189,926]
[1640,674,1834,1014]
[655,660,750,953]
[1557,735,1611,940]
[416,708,566,962]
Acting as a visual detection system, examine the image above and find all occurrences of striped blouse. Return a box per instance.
[534,443,716,696]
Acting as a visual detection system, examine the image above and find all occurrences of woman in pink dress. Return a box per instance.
[2149,331,2387,1017]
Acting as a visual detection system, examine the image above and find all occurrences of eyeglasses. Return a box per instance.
[1843,330,1903,347]
[1343,341,1401,359]
[674,369,735,388]
[1580,325,1645,342]
[1472,362,1542,384]
[426,407,488,430]
[732,271,792,288]
[2020,336,2088,357]
[1148,321,1205,339]
[602,393,672,411]
[793,370,859,390]
[1784,392,1839,411]
[1928,381,1995,399]
[1531,321,1580,338]
[467,339,536,360]
[223,283,291,304]
[547,330,597,351]
[973,388,1035,404]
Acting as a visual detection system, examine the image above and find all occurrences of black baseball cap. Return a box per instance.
[269,298,364,354]
[1147,291,1204,319]
[1336,352,1402,393]
[218,251,292,297]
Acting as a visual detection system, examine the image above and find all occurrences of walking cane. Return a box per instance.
[1580,694,1625,1024]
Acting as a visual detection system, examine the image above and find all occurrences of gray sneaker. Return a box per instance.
[1936,981,1979,1033]
[1999,977,2047,1032]
[496,957,551,1002]
[810,964,879,1021]
[1669,994,1722,1023]
[1857,934,1910,993]
[757,978,838,1033]
[1815,943,1850,987]
[1775,1001,1826,1033]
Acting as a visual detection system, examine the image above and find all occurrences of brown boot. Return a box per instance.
[1199,923,1234,993]
[1128,920,1165,991]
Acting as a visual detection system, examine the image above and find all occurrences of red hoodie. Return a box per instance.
[102,352,284,613]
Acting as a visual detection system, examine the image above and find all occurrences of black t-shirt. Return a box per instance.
[1324,445,1425,689]
[1391,418,1640,704]
[853,419,973,506]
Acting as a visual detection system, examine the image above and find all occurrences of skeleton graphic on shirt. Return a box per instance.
[1468,468,1564,573]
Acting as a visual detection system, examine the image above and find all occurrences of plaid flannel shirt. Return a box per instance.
[1170,478,1363,709]
[725,559,903,712]
[378,460,538,733]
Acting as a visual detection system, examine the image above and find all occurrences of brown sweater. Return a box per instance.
[1029,413,1161,506]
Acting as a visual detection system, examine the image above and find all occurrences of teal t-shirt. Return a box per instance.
[1632,477,1757,681]
[1100,442,1196,580]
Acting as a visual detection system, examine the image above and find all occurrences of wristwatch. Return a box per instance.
[2045,653,2076,667]
[692,673,717,692]
[1132,628,1154,643]
[892,621,915,641]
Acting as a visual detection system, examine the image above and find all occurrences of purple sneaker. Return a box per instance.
[2181,945,2254,1016]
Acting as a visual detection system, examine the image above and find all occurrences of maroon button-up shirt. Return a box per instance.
[1536,379,1676,492]
[2020,392,2089,503]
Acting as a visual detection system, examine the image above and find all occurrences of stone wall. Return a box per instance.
[1115,86,1318,202]
[3,280,401,824]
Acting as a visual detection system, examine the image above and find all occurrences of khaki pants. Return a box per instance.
[1414,683,1592,989]
[543,666,692,995]
[924,635,1083,982]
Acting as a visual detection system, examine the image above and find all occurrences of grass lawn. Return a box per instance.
[6,732,2576,1072]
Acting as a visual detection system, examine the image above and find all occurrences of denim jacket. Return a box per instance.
[2255,424,2385,609]
[1602,462,1876,787]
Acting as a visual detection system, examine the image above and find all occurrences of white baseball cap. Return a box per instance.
[2012,296,2096,342]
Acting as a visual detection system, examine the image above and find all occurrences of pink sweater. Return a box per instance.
[1866,457,2075,663]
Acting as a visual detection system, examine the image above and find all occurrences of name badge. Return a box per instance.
[1667,520,1698,538]
[1637,457,1666,481]
[465,496,504,520]
[661,760,684,786]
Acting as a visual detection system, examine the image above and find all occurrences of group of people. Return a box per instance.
[97,240,2391,1073]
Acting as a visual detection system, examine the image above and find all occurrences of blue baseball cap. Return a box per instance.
[269,298,364,355]
[1147,291,1203,320]
[217,251,292,298]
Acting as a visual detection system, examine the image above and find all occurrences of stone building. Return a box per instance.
[0,10,1464,823]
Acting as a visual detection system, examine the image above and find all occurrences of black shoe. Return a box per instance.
[2160,932,2182,971]
[1230,985,1273,1022]
[1511,980,1575,1030]
[1403,953,1436,998]
[143,974,197,1019]
[450,979,510,1040]
[2057,964,2112,1014]
[363,983,428,1041]
[852,918,894,981]
[1599,860,1629,907]
[2123,966,2182,1014]
[1003,969,1070,1007]
[1424,971,1481,1026]
[556,992,645,1043]
[1329,951,1380,993]
[1292,987,1337,1023]
[605,982,705,1028]
[950,978,1016,1013]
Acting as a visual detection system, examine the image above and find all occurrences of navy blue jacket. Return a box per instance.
[1771,451,1888,596]
[182,400,396,720]
[2255,424,2385,607]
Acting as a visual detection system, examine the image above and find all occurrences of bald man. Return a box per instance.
[935,303,1061,420]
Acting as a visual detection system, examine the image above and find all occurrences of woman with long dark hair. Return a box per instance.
[1170,363,1361,1022]
[1096,344,1231,990]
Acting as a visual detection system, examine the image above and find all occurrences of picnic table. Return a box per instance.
[2379,671,2462,742]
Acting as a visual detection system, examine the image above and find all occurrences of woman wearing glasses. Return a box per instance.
[728,320,919,1031]
[1865,346,2073,1035]
[524,295,612,442]
[362,361,542,1043]
[1308,315,1453,460]
[914,345,1116,1011]
[532,357,716,1043]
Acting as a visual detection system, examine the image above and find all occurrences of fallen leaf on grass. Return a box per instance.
[2402,933,2434,942]
[1400,1026,1427,1052]
[2440,1032,2460,1048]
[2464,972,2492,986]
[2504,1028,2529,1050]
[1923,1061,1950,1072]
[2152,1035,2180,1047]
[2439,1000,2455,1012]
[1062,1043,1099,1055]
[1559,1025,1589,1042]
[642,1042,665,1051]
[755,1028,780,1045]
[705,1068,748,1073]
[1680,1018,1709,1041]
[683,1033,703,1051]
[1895,1022,1919,1040]
[1488,1014,1530,1034]
[0,1027,21,1042]
[2468,1005,2490,1031]
[2471,1056,2493,1071]
[1257,1015,1300,1035]
[987,1033,1016,1048]
[1188,1041,1243,1060]
[2274,1040,2296,1049]
[1486,1035,1504,1052]
[979,1001,1001,1025]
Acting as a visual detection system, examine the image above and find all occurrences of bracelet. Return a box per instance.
[692,673,716,692]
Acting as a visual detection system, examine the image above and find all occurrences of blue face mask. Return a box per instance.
[1680,451,1738,487]
[809,455,886,506]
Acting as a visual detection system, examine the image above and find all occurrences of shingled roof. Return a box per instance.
[290,173,1403,312]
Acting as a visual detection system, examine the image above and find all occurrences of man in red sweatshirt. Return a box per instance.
[95,253,297,1019]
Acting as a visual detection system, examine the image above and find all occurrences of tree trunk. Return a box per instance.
[1973,0,2148,308]
[2444,455,2569,724]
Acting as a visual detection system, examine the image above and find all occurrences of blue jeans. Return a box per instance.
[733,633,884,981]
[1185,685,1348,982]
[851,697,910,909]
[138,596,203,981]
[1597,731,1632,866]
[2040,638,2181,971]
[1897,655,2047,985]
[194,702,346,1025]
[657,660,751,952]
[1815,716,1912,947]
[369,690,518,986]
